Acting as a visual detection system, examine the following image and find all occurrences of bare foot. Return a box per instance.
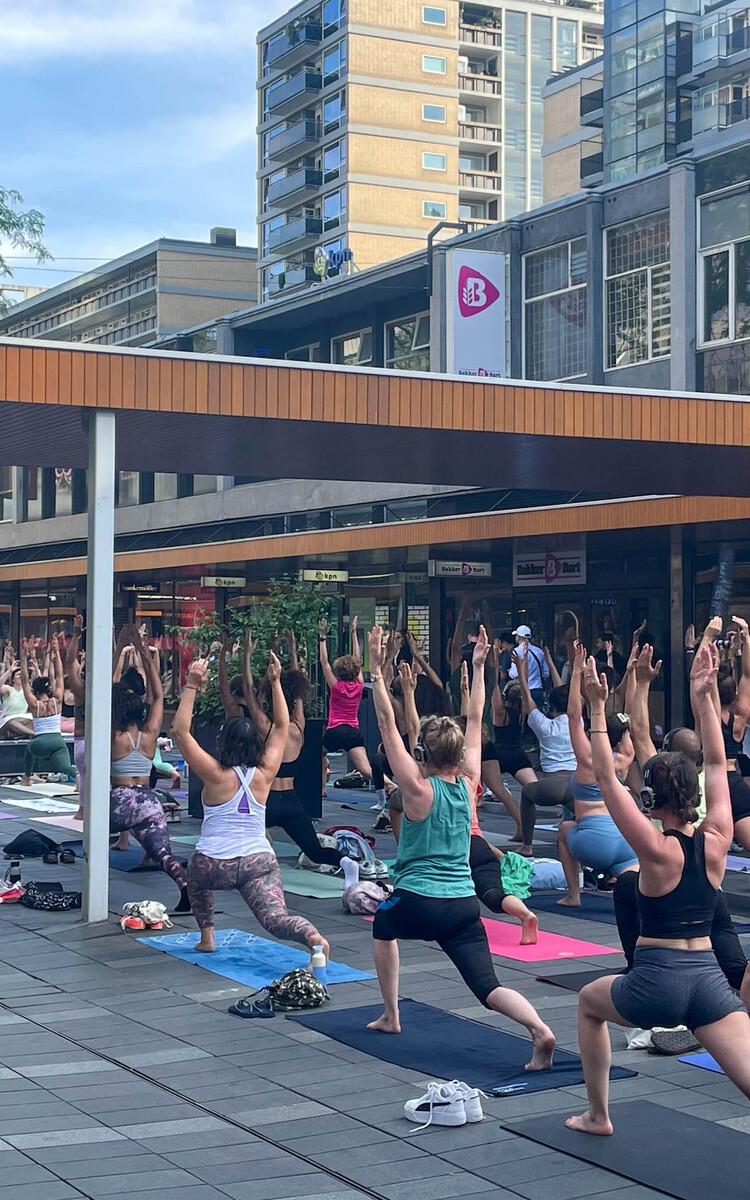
[565,1110,613,1136]
[518,844,534,857]
[525,1025,555,1071]
[509,832,524,843]
[520,913,538,945]
[366,1012,401,1034]
[556,895,581,907]
[73,808,84,821]
[194,937,215,953]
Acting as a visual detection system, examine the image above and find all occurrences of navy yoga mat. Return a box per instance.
[505,1099,749,1200]
[289,999,636,1094]
[535,968,619,992]
[530,891,618,925]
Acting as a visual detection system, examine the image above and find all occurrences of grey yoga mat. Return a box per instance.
[505,1099,749,1200]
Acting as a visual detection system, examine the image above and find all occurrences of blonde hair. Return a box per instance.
[419,715,465,772]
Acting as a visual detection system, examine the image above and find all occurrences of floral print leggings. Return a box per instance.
[188,849,318,943]
[110,785,187,888]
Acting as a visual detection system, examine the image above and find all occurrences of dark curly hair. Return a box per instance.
[112,680,149,732]
[648,751,700,824]
[120,667,145,696]
[718,671,737,707]
[31,676,52,698]
[333,654,360,682]
[216,716,265,769]
[259,668,310,715]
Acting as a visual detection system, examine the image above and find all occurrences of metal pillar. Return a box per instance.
[83,410,116,924]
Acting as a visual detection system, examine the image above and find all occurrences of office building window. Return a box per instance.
[323,0,346,36]
[331,329,373,365]
[323,39,347,86]
[154,474,178,502]
[606,212,670,368]
[0,468,12,522]
[423,102,447,122]
[323,186,347,231]
[323,89,346,133]
[423,199,446,218]
[117,471,140,507]
[699,184,750,344]
[423,6,446,24]
[422,54,447,73]
[524,238,587,380]
[323,137,347,182]
[286,344,321,361]
[556,19,578,69]
[54,467,73,517]
[385,313,430,372]
[423,151,447,170]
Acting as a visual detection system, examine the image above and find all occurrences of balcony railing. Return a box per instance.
[580,87,603,117]
[459,73,501,95]
[720,25,750,59]
[267,72,322,117]
[459,24,501,46]
[463,217,497,229]
[266,167,322,207]
[720,95,750,128]
[459,170,501,190]
[580,150,603,180]
[267,215,322,253]
[268,264,318,296]
[580,43,603,62]
[459,120,502,142]
[267,118,321,163]
[267,23,322,71]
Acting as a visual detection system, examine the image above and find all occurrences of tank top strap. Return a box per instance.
[233,765,256,800]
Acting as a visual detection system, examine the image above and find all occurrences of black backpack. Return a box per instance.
[4,831,59,859]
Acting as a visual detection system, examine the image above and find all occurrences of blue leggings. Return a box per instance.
[566,813,637,876]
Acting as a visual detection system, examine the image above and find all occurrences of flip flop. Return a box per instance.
[228,995,275,1019]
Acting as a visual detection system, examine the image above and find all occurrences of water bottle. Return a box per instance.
[311,945,327,986]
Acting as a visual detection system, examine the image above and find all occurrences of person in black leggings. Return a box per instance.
[243,632,343,870]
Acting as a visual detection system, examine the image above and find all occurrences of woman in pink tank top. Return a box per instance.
[320,616,380,799]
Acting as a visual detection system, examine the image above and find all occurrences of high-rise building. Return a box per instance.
[256,0,603,299]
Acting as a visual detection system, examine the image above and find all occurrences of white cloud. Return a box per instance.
[0,0,288,64]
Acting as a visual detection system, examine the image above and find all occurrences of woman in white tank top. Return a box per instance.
[20,637,72,787]
[171,651,328,960]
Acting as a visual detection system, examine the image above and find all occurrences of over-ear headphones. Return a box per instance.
[640,754,659,810]
[413,736,430,766]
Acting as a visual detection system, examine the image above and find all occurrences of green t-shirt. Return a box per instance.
[394,775,475,898]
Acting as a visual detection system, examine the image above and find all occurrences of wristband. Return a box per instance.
[371,674,383,682]
[183,685,198,692]
[590,729,608,734]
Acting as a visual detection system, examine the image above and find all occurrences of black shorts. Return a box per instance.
[497,748,532,777]
[469,834,507,911]
[729,771,750,823]
[481,742,499,763]
[323,724,365,753]
[372,888,501,1005]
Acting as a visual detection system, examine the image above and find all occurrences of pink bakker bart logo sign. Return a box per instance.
[457,264,500,318]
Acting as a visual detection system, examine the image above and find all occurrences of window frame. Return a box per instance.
[423,199,447,219]
[697,182,750,349]
[422,102,447,122]
[603,212,671,370]
[285,343,321,362]
[422,53,447,74]
[422,150,447,171]
[331,327,374,366]
[522,238,588,381]
[422,5,447,24]
[384,311,431,372]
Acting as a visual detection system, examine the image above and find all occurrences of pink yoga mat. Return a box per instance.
[481,918,619,962]
[32,815,84,833]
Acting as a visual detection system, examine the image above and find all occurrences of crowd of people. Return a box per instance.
[3,604,750,1135]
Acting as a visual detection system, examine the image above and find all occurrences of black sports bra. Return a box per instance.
[722,715,744,760]
[274,721,303,779]
[637,830,715,940]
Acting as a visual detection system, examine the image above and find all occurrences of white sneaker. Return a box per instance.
[445,1079,484,1122]
[404,1081,466,1128]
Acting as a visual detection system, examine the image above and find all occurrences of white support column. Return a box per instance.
[83,410,116,924]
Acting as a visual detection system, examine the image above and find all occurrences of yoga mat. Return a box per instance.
[725,855,750,872]
[679,1051,724,1075]
[280,863,343,898]
[109,844,177,872]
[32,815,84,833]
[0,795,79,814]
[535,968,619,992]
[506,1099,748,1200]
[139,928,373,987]
[0,812,15,820]
[170,834,201,846]
[271,842,301,858]
[3,782,77,797]
[530,891,618,926]
[289,1000,635,1094]
[481,918,620,962]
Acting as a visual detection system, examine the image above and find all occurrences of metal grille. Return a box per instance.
[607,273,648,367]
[525,244,568,299]
[607,212,669,276]
[525,289,587,380]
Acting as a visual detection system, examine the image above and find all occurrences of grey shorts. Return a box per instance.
[611,947,745,1032]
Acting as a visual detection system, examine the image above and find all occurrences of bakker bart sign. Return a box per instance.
[445,249,507,378]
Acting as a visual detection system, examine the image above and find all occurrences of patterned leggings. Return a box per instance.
[188,850,319,943]
[110,785,187,889]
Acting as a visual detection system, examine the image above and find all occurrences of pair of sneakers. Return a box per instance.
[359,859,389,882]
[404,1079,484,1129]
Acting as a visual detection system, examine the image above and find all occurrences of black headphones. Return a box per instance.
[413,736,430,766]
[640,751,702,812]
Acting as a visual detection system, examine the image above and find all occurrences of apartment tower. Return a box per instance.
[256,0,603,300]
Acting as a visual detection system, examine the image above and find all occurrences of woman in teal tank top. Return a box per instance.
[367,624,556,1073]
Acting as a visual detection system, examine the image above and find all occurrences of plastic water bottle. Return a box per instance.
[311,945,327,986]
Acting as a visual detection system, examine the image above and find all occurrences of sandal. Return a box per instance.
[60,849,75,864]
[228,994,275,1019]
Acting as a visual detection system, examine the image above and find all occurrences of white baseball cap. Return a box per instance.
[512,624,532,638]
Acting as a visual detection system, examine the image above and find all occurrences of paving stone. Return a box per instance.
[5,1127,125,1149]
[239,1101,334,1126]
[63,1168,198,1194]
[63,1155,181,1179]
[190,1159,322,1185]
[114,1116,227,1139]
[0,1186,82,1200]
[220,1182,365,1200]
[511,1166,635,1200]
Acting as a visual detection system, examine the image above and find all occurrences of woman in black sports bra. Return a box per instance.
[564,645,750,1138]
[242,631,342,869]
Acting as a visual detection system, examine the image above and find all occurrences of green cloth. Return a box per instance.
[499,850,533,900]
[394,776,474,898]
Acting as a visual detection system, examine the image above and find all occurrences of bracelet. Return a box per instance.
[371,674,383,682]
[590,728,608,734]
[183,685,198,692]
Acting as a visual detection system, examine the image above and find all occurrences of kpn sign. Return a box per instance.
[445,249,507,378]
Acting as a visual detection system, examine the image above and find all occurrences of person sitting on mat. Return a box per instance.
[556,643,639,906]
[566,645,750,1137]
[365,623,555,1069]
[171,653,329,962]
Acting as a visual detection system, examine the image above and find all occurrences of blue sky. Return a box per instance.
[1,0,287,291]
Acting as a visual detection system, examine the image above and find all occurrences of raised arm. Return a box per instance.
[171,659,226,788]
[491,667,507,728]
[629,644,660,768]
[218,636,243,718]
[132,626,163,736]
[399,661,421,752]
[318,620,337,690]
[285,629,299,672]
[243,631,271,736]
[459,659,470,717]
[693,643,732,851]
[733,615,750,730]
[543,644,563,688]
[350,614,362,670]
[449,596,472,673]
[567,642,593,771]
[583,657,664,862]
[513,648,536,715]
[368,626,432,814]
[407,632,444,692]
[65,615,85,704]
[50,636,64,704]
[254,652,289,795]
[19,640,36,709]
[464,626,489,791]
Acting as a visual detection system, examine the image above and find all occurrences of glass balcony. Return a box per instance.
[720,94,750,127]
[267,24,322,71]
[267,118,321,164]
[268,264,319,296]
[267,168,323,207]
[268,216,323,253]
[267,72,322,118]
[580,149,603,183]
[580,87,603,120]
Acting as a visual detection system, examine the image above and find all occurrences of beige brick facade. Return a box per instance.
[542,143,583,205]
[348,32,458,84]
[348,131,458,179]
[349,181,456,227]
[350,0,458,39]
[349,82,458,134]
[348,231,428,271]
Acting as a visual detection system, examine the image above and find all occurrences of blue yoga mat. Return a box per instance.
[138,928,374,988]
[289,999,636,1094]
[531,890,618,926]
[679,1051,723,1075]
